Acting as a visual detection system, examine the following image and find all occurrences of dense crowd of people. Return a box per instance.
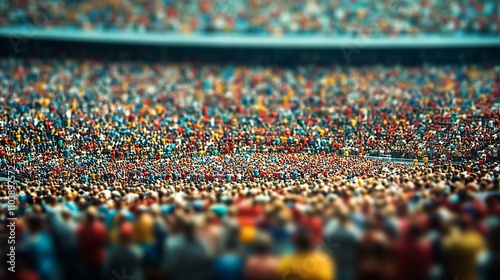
[0,59,499,177]
[2,156,500,280]
[0,57,499,280]
[2,0,499,36]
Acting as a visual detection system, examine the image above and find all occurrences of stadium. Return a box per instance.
[0,1,499,280]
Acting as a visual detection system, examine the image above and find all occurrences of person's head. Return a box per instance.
[456,213,473,231]
[338,208,350,226]
[407,222,422,240]
[294,228,313,252]
[224,236,240,253]
[85,206,98,223]
[118,222,134,245]
[61,208,72,222]
[27,214,43,233]
[254,233,272,255]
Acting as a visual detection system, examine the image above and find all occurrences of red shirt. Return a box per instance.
[76,221,107,268]
[392,239,432,280]
[14,270,39,280]
[300,216,323,245]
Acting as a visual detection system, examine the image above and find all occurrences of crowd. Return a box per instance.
[2,0,499,36]
[0,57,499,280]
[0,59,499,177]
[1,156,500,280]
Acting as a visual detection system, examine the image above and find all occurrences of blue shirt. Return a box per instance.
[212,254,244,280]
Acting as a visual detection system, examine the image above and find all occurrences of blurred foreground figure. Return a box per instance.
[323,211,360,280]
[212,238,244,280]
[50,208,78,280]
[444,214,485,280]
[21,214,59,280]
[278,228,335,280]
[356,220,392,280]
[244,234,279,280]
[477,224,500,280]
[104,222,144,280]
[76,207,107,280]
[162,221,212,280]
[392,223,433,280]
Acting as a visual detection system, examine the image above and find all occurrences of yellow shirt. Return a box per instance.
[134,213,155,244]
[444,230,485,280]
[350,119,357,127]
[278,251,335,280]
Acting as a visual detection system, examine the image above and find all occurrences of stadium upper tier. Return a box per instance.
[2,0,499,39]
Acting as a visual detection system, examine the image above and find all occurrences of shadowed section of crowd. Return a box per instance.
[1,0,499,36]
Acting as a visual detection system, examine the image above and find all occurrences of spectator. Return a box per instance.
[278,228,335,280]
[163,221,213,280]
[444,214,486,280]
[104,222,144,280]
[323,211,361,280]
[76,206,107,280]
[244,233,279,280]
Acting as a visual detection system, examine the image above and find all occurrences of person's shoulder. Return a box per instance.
[92,221,107,232]
[131,244,144,258]
[277,253,297,276]
[278,253,295,265]
[312,250,333,261]
[476,251,489,267]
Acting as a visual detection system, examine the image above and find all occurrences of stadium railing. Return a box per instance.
[363,155,464,165]
[1,27,500,48]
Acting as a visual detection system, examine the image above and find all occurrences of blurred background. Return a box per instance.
[1,0,499,35]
